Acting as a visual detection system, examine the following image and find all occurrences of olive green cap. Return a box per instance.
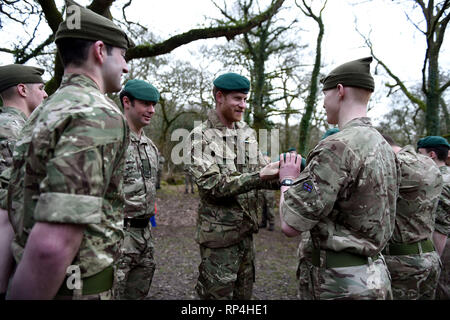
[213,73,250,94]
[55,0,134,49]
[0,64,45,93]
[417,136,450,149]
[321,57,375,92]
[123,79,160,103]
[321,128,340,140]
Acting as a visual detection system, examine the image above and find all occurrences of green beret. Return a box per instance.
[287,147,296,152]
[321,128,340,140]
[321,57,374,92]
[213,73,250,94]
[417,136,450,149]
[0,64,44,93]
[55,0,134,49]
[123,79,160,103]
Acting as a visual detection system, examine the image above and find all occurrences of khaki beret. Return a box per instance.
[55,0,134,49]
[321,57,375,92]
[0,64,45,93]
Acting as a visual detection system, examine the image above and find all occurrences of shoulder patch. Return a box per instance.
[302,181,314,193]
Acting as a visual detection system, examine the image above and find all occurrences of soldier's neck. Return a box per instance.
[128,122,143,137]
[1,99,30,118]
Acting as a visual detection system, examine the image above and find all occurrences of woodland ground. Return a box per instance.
[146,183,300,300]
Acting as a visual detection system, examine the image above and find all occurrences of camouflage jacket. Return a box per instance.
[435,165,450,236]
[8,105,43,253]
[0,106,27,209]
[186,109,278,248]
[390,145,442,243]
[15,74,129,278]
[123,130,159,219]
[282,117,400,257]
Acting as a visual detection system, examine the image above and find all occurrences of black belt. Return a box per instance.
[311,248,381,268]
[382,239,435,256]
[124,217,150,228]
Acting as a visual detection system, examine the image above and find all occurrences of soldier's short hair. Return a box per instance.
[119,89,136,108]
[424,145,449,161]
[57,38,113,68]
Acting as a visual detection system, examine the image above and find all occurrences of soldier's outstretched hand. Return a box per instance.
[279,153,302,182]
[260,161,280,180]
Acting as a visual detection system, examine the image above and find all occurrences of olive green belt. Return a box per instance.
[311,248,381,268]
[57,265,114,296]
[382,239,435,256]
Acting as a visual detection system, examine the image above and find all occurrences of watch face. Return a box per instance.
[282,179,293,186]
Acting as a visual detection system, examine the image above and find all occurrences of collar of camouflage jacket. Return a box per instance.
[398,145,416,156]
[129,129,148,144]
[60,73,101,92]
[341,117,372,130]
[0,105,27,121]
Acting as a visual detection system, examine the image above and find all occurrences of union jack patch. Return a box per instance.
[303,182,313,193]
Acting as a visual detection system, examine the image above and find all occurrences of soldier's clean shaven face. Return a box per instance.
[127,99,155,129]
[103,47,129,93]
[26,83,48,112]
[219,92,247,124]
[323,88,339,125]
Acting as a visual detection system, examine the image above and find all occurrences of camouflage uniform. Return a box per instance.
[0,106,27,209]
[436,165,450,299]
[186,109,277,300]
[383,146,442,299]
[11,74,129,299]
[115,130,159,300]
[282,118,398,300]
[156,154,164,189]
[259,189,275,229]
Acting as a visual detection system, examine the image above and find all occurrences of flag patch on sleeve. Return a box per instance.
[303,181,313,193]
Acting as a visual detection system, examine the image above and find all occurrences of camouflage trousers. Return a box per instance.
[297,255,393,300]
[436,237,450,299]
[385,251,441,300]
[196,235,255,300]
[115,224,155,300]
[261,190,275,224]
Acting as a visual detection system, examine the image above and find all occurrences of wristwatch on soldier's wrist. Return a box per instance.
[280,178,294,186]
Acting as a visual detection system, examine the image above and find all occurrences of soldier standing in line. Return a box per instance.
[7,2,133,299]
[382,134,442,299]
[185,171,195,194]
[185,72,280,300]
[0,64,47,299]
[115,79,160,300]
[279,57,398,300]
[417,136,450,299]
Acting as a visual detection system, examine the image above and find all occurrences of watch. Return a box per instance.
[281,178,294,186]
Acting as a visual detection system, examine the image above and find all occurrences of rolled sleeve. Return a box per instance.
[282,197,318,232]
[34,192,102,224]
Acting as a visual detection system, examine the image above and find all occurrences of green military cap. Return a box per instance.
[287,147,296,152]
[321,128,340,140]
[321,57,375,92]
[213,73,250,94]
[123,79,160,103]
[0,64,45,93]
[417,136,450,149]
[55,0,134,49]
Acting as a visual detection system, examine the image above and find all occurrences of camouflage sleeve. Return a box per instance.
[281,140,350,232]
[435,184,450,236]
[0,137,17,209]
[0,167,11,209]
[186,131,267,199]
[29,114,124,225]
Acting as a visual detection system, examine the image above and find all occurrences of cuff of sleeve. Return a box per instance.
[435,222,450,237]
[282,200,317,232]
[34,192,102,224]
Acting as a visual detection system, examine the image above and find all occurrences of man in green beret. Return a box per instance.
[185,72,280,299]
[417,136,450,299]
[0,64,47,299]
[381,134,442,299]
[114,79,160,300]
[279,57,398,299]
[7,1,132,300]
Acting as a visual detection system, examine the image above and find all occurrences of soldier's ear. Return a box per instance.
[16,84,27,98]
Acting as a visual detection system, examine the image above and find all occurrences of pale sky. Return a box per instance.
[1,0,449,122]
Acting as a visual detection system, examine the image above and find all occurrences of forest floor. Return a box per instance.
[146,183,300,300]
